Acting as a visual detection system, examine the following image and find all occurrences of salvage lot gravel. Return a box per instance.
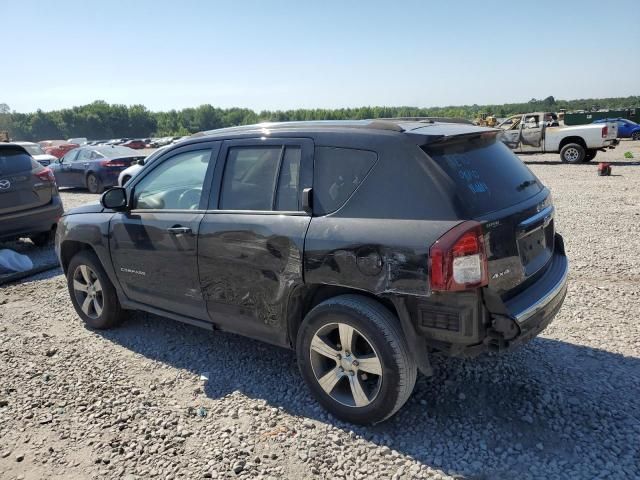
[1,143,639,479]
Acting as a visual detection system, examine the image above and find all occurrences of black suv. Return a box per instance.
[56,120,568,424]
[0,143,63,246]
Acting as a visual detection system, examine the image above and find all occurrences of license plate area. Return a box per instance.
[517,216,555,277]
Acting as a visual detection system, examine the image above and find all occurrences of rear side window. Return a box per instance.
[0,148,35,175]
[423,135,543,217]
[313,147,377,215]
[220,146,281,211]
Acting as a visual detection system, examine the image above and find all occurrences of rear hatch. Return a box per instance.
[422,133,555,298]
[0,146,54,216]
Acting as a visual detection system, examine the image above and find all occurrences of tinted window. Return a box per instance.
[0,148,34,175]
[275,147,301,211]
[220,146,281,210]
[134,149,212,210]
[423,135,543,217]
[313,147,377,215]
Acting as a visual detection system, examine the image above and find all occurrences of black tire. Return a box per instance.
[560,143,586,163]
[29,229,54,247]
[296,294,417,425]
[67,250,126,329]
[86,173,103,194]
[632,131,640,141]
[584,149,598,162]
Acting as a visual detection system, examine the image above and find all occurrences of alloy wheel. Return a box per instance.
[309,322,382,408]
[72,265,104,319]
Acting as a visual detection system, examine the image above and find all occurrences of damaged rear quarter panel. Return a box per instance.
[304,217,461,296]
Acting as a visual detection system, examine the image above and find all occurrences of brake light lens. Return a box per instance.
[100,160,127,167]
[35,167,55,183]
[601,126,608,138]
[429,221,488,292]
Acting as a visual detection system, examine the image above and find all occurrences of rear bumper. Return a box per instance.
[408,234,568,357]
[0,196,64,241]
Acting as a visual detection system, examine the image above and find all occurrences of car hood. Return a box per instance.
[64,201,104,216]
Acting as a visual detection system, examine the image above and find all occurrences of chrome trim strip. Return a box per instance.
[514,258,569,324]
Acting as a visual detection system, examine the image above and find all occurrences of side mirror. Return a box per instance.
[57,158,64,163]
[302,187,313,215]
[101,187,128,211]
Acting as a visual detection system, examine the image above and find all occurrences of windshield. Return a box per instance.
[22,144,46,156]
[422,134,543,217]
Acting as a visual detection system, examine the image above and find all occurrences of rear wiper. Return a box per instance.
[516,179,538,191]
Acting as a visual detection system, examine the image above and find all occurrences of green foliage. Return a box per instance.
[1,96,638,141]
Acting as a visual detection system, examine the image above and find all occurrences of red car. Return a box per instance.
[120,139,146,149]
[38,140,79,159]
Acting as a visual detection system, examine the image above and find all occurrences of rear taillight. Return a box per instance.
[601,126,608,138]
[35,167,55,183]
[100,160,126,167]
[429,221,488,292]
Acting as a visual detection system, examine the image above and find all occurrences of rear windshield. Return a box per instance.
[422,134,543,217]
[0,148,36,175]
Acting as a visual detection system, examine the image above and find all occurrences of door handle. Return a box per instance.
[83,163,90,166]
[167,226,192,234]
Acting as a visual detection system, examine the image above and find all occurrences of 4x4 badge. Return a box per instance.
[0,179,10,190]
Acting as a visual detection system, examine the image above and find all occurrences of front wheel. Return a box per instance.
[560,143,586,163]
[67,250,126,329]
[632,131,640,141]
[86,173,103,194]
[296,295,417,425]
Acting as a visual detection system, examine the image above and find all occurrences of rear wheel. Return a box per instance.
[67,250,125,329]
[86,173,103,194]
[296,295,417,424]
[584,149,598,162]
[560,143,586,163]
[29,229,54,247]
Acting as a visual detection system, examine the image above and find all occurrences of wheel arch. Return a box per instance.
[559,136,586,150]
[286,284,432,376]
[59,240,97,274]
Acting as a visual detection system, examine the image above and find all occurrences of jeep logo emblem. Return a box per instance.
[0,179,10,190]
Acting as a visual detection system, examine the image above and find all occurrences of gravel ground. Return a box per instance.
[1,143,639,480]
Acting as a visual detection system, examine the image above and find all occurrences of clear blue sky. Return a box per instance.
[2,0,639,112]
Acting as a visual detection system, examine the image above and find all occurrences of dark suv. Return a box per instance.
[56,120,568,424]
[0,143,63,246]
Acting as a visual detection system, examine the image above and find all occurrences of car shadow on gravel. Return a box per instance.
[98,312,640,479]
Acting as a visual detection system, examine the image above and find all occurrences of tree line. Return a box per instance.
[1,96,638,142]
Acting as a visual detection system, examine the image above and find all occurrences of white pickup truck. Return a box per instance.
[497,112,618,163]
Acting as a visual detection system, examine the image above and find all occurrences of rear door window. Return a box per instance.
[422,135,543,217]
[0,148,35,175]
[313,147,377,215]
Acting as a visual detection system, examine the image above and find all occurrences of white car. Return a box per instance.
[117,145,170,186]
[13,141,58,166]
[67,137,88,145]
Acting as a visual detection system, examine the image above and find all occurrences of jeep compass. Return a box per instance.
[56,120,569,424]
